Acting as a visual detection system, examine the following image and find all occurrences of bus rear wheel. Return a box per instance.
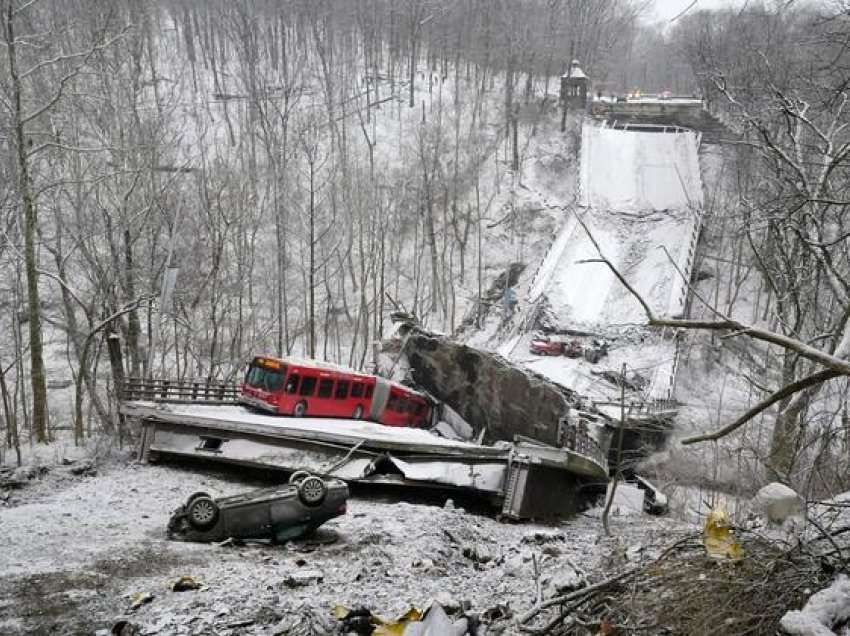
[352,405,364,419]
[293,401,307,417]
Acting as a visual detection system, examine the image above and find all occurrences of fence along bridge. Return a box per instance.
[121,376,609,519]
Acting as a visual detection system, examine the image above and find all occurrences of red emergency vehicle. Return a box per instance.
[239,355,432,428]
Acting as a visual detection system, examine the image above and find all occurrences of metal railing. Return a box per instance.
[562,420,609,473]
[122,377,240,404]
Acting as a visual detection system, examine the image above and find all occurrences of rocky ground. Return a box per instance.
[0,453,688,635]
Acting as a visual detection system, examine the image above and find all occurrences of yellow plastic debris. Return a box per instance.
[372,607,424,636]
[703,509,744,561]
[332,605,424,635]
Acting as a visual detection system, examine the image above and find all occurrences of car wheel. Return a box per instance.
[352,405,364,419]
[186,491,211,506]
[288,470,311,485]
[293,401,307,417]
[298,476,327,507]
[186,496,219,530]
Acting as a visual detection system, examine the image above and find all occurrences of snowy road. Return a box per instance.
[512,123,705,401]
[533,122,703,330]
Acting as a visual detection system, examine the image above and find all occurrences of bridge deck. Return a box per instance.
[122,400,609,508]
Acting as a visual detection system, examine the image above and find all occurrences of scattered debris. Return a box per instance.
[333,605,424,635]
[109,620,140,636]
[462,544,495,565]
[128,592,154,611]
[170,575,203,592]
[481,603,512,622]
[702,509,743,561]
[631,475,668,515]
[592,368,649,392]
[68,460,97,477]
[283,570,324,588]
[334,602,480,636]
[522,530,566,545]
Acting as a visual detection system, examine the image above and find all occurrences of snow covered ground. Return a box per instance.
[0,458,685,635]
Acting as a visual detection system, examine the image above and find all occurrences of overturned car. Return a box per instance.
[167,472,349,543]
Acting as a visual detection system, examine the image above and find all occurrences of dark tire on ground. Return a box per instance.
[288,470,311,485]
[352,405,364,419]
[187,496,219,530]
[293,401,307,417]
[298,476,327,507]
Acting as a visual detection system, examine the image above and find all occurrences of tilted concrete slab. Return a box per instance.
[122,400,609,516]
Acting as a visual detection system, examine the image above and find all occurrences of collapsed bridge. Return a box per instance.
[122,370,610,520]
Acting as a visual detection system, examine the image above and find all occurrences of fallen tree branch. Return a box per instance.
[681,369,843,445]
[573,215,850,445]
[517,534,697,632]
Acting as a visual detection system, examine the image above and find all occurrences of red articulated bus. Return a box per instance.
[239,355,433,428]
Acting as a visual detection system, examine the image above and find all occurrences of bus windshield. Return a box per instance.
[245,363,286,392]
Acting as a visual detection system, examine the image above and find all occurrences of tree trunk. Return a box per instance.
[6,5,49,443]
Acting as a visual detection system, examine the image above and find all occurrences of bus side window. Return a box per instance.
[335,380,349,399]
[286,374,300,394]
[365,385,374,399]
[387,396,399,412]
[414,403,424,415]
[351,382,364,398]
[299,376,317,396]
[318,378,334,398]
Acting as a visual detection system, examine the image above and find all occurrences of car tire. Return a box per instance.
[352,405,364,419]
[288,470,311,485]
[186,496,219,530]
[186,491,212,506]
[298,476,327,507]
[293,401,307,417]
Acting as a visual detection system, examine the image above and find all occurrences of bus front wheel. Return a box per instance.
[352,405,364,419]
[293,401,307,417]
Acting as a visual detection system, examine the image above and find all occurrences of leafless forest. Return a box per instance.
[1,0,850,496]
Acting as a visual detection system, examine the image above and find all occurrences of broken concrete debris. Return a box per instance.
[403,329,588,446]
[283,569,324,588]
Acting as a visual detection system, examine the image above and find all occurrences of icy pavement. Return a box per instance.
[0,459,686,635]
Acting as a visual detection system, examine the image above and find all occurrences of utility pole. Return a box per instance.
[602,363,628,536]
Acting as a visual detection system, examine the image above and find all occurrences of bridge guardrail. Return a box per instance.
[123,377,240,404]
